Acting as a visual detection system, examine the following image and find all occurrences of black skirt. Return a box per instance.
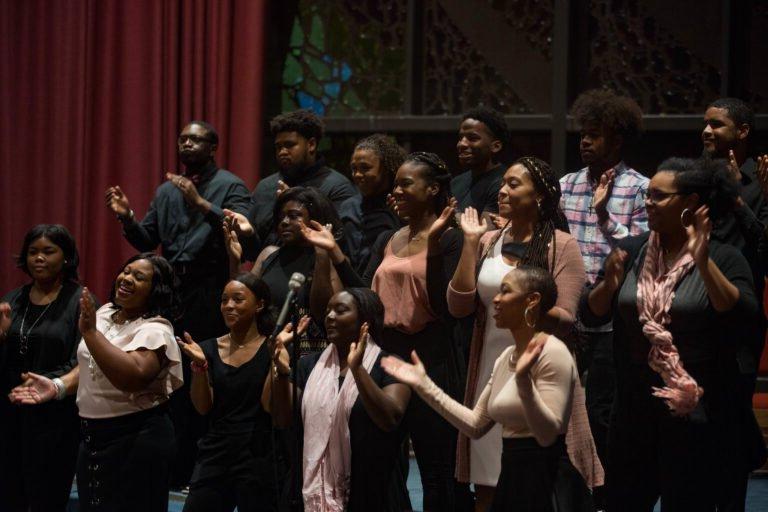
[492,436,594,512]
[76,404,175,512]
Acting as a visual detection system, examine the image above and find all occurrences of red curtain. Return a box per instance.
[0,0,266,300]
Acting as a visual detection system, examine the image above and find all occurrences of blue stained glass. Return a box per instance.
[341,63,352,81]
[297,91,326,115]
[324,82,341,98]
[322,54,333,63]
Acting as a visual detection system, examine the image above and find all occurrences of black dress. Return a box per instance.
[183,338,280,512]
[295,351,409,512]
[0,280,84,512]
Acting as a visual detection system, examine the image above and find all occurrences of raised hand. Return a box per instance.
[105,186,132,218]
[8,372,56,405]
[380,350,427,388]
[348,322,369,370]
[386,193,404,220]
[167,172,205,209]
[176,332,207,365]
[459,206,489,241]
[515,334,547,380]
[276,180,289,199]
[223,209,254,237]
[592,169,615,218]
[685,205,711,266]
[756,154,768,199]
[271,316,310,375]
[299,220,337,252]
[727,149,742,184]
[428,197,458,240]
[0,302,11,340]
[78,288,97,335]
[222,217,243,262]
[603,248,628,292]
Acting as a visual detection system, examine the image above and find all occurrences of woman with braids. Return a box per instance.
[264,288,411,511]
[350,134,406,271]
[448,157,599,511]
[176,273,283,512]
[299,152,473,511]
[381,265,581,512]
[10,252,183,511]
[583,158,763,510]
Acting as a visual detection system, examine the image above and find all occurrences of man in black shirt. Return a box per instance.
[701,97,768,511]
[247,109,363,263]
[105,121,252,487]
[450,106,510,216]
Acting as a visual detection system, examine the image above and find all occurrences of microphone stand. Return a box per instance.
[288,294,303,512]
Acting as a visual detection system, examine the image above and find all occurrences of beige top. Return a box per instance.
[417,335,576,447]
[76,304,183,419]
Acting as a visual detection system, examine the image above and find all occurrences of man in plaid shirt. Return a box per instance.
[559,90,648,501]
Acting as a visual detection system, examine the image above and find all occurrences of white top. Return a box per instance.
[470,234,517,485]
[419,335,576,446]
[76,304,183,419]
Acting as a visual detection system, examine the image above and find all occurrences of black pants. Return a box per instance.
[0,399,79,512]
[581,329,614,468]
[383,323,473,512]
[492,436,581,512]
[183,473,277,512]
[77,406,175,512]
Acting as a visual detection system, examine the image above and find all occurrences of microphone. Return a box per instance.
[272,272,306,336]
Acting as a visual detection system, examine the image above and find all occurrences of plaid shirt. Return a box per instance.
[560,161,649,285]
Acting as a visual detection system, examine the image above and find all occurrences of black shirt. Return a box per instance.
[357,194,402,272]
[295,350,407,512]
[191,337,274,483]
[247,160,364,263]
[122,163,251,266]
[450,164,506,214]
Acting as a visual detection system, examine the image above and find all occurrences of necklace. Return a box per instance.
[18,301,54,356]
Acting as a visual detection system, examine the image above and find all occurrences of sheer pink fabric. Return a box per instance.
[636,231,703,416]
[301,340,381,511]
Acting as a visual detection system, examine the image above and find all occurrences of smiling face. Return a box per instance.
[644,170,698,235]
[276,200,311,245]
[497,163,541,220]
[220,280,263,330]
[351,148,389,198]
[26,236,65,284]
[701,107,747,158]
[456,118,500,171]
[113,259,154,315]
[324,291,359,345]
[492,271,539,330]
[391,161,438,219]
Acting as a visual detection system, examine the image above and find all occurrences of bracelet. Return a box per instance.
[118,209,135,223]
[191,360,209,373]
[52,377,66,401]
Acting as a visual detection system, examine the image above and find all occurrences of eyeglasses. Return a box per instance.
[177,135,213,145]
[643,189,684,204]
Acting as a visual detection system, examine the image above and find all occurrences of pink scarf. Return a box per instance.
[636,231,703,416]
[301,339,381,511]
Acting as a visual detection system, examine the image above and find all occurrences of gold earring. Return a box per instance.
[524,307,536,328]
[680,208,693,228]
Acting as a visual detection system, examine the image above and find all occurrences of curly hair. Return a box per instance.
[657,157,738,222]
[571,89,643,144]
[354,134,407,188]
[16,224,80,281]
[403,151,452,214]
[108,253,180,322]
[461,106,510,146]
[708,98,754,131]
[269,109,324,141]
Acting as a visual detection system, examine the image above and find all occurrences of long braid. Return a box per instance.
[515,156,567,273]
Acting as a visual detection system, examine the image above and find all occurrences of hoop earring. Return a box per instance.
[680,208,693,228]
[524,307,536,328]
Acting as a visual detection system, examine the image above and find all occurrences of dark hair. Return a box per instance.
[231,273,276,335]
[488,157,569,272]
[708,98,754,132]
[270,109,324,141]
[187,120,219,145]
[108,253,179,322]
[273,186,344,240]
[514,264,558,316]
[354,134,407,189]
[343,288,385,345]
[16,224,80,281]
[656,157,738,222]
[402,152,452,213]
[571,89,643,145]
[461,106,510,147]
